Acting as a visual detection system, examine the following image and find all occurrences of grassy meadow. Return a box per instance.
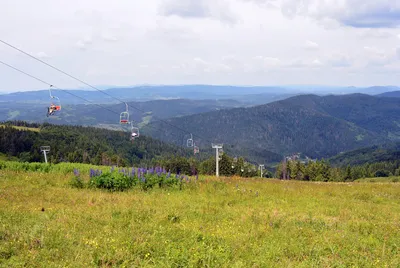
[0,124,40,132]
[1,166,400,267]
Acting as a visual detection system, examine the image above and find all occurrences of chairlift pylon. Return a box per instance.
[46,85,61,117]
[120,103,129,124]
[187,133,193,147]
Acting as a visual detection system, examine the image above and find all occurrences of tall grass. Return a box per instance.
[0,168,400,266]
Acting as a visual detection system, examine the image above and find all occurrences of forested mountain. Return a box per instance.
[0,121,194,166]
[329,142,400,166]
[377,91,400,98]
[0,121,277,175]
[0,99,242,127]
[145,94,400,159]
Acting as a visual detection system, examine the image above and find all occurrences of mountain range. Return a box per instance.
[145,94,400,159]
[2,85,400,164]
[1,85,398,105]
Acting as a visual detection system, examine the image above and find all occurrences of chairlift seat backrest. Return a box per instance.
[120,112,129,124]
[131,127,140,137]
[187,139,193,147]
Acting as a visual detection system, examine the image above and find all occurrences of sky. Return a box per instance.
[0,0,400,92]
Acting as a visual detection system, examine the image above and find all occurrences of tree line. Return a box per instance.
[276,159,400,181]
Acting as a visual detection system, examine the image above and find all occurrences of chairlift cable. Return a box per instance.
[0,39,215,145]
[0,60,182,137]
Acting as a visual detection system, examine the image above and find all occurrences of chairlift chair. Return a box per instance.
[47,85,61,117]
[120,103,130,124]
[131,126,140,139]
[129,121,140,142]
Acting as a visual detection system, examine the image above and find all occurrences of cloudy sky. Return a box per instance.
[0,0,400,92]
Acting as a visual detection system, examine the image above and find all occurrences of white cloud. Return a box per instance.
[36,52,50,59]
[358,29,393,39]
[363,46,396,66]
[75,35,93,50]
[0,0,400,92]
[159,0,238,25]
[326,54,352,68]
[280,0,400,28]
[304,40,319,50]
[101,33,118,42]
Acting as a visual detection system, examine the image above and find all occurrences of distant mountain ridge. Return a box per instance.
[377,91,400,98]
[0,98,243,126]
[145,93,400,159]
[1,84,399,105]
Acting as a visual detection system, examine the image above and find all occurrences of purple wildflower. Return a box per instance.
[73,168,80,177]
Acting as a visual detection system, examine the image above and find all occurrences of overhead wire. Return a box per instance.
[0,60,121,116]
[0,39,215,145]
[0,60,183,137]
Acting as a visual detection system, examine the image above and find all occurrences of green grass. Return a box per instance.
[355,177,400,183]
[1,168,400,267]
[0,124,40,132]
[0,153,18,162]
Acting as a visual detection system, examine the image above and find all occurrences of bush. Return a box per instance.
[374,170,390,178]
[89,171,135,192]
[69,168,85,189]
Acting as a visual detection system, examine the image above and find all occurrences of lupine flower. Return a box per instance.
[89,169,95,178]
[73,168,80,177]
[167,172,171,178]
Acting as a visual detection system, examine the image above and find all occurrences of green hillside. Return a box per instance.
[145,94,400,159]
[0,99,241,127]
[329,142,400,166]
[0,121,193,166]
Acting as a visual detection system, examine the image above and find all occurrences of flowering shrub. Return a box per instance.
[69,168,85,188]
[71,166,186,192]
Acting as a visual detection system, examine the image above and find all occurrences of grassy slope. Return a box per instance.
[0,124,40,132]
[1,169,400,267]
